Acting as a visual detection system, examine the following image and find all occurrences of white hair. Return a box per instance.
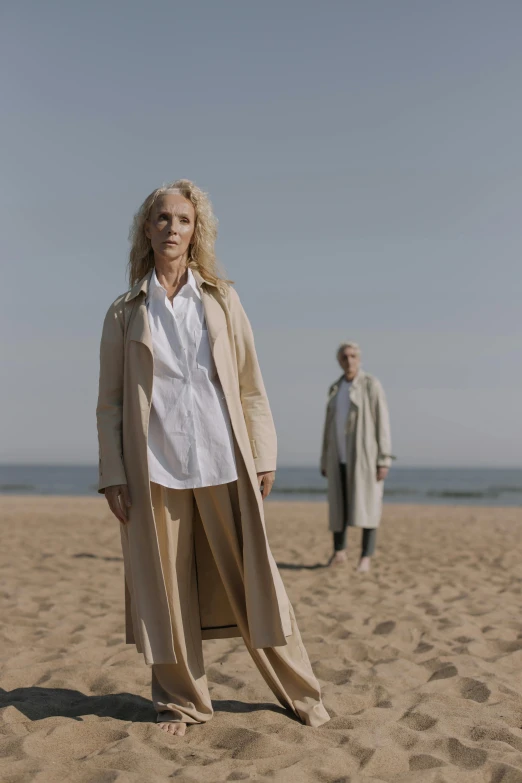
[336,341,361,360]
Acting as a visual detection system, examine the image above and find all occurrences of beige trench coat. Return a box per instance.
[320,371,393,532]
[97,270,291,665]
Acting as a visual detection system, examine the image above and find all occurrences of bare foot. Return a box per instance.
[357,556,371,573]
[157,721,187,736]
[329,550,348,567]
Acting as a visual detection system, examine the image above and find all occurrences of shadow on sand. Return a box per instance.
[276,561,327,571]
[0,687,291,722]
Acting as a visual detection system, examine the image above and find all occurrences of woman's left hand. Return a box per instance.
[257,471,275,499]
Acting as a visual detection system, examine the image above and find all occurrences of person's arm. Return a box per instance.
[227,287,277,482]
[96,299,128,494]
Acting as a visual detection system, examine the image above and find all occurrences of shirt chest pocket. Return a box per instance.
[194,327,215,374]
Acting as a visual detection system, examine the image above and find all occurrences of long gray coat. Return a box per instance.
[320,371,392,532]
[97,270,291,665]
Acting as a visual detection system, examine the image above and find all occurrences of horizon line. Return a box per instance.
[0,462,520,471]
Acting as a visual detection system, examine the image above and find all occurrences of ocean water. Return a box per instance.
[0,464,520,506]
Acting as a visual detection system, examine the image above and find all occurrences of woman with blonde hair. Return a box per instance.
[97,179,329,735]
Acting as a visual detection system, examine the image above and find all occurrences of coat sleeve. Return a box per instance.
[96,299,127,492]
[371,378,393,468]
[227,286,277,473]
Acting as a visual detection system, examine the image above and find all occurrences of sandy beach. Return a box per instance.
[1,496,521,782]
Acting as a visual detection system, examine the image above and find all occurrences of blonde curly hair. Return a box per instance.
[128,179,228,287]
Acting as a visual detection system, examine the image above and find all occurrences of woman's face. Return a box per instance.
[145,192,196,264]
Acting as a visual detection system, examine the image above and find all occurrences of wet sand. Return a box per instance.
[1,496,521,782]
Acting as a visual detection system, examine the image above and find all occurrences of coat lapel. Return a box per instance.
[193,271,229,392]
[125,272,153,354]
[325,378,340,436]
[349,371,365,409]
[199,285,228,348]
[329,371,366,414]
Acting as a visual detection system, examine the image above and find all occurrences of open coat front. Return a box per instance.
[97,270,291,665]
[320,371,393,532]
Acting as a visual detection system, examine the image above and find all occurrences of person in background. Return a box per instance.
[320,342,393,571]
[97,179,329,737]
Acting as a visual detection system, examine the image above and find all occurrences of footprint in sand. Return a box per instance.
[470,726,522,752]
[400,711,438,731]
[207,667,246,690]
[414,641,433,654]
[460,677,491,703]
[447,737,487,770]
[428,663,458,681]
[409,753,445,770]
[489,762,522,783]
[373,620,396,635]
[215,728,289,760]
[314,664,353,685]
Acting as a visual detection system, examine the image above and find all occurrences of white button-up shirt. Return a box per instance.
[146,269,238,489]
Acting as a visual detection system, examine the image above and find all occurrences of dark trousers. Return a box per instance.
[333,463,377,557]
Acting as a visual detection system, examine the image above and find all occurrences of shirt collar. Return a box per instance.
[186,268,202,300]
[147,267,201,304]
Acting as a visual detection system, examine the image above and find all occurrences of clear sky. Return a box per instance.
[2,1,521,467]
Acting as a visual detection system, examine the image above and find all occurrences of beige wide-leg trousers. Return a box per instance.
[150,481,329,728]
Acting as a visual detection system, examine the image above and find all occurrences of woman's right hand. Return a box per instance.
[105,484,132,524]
